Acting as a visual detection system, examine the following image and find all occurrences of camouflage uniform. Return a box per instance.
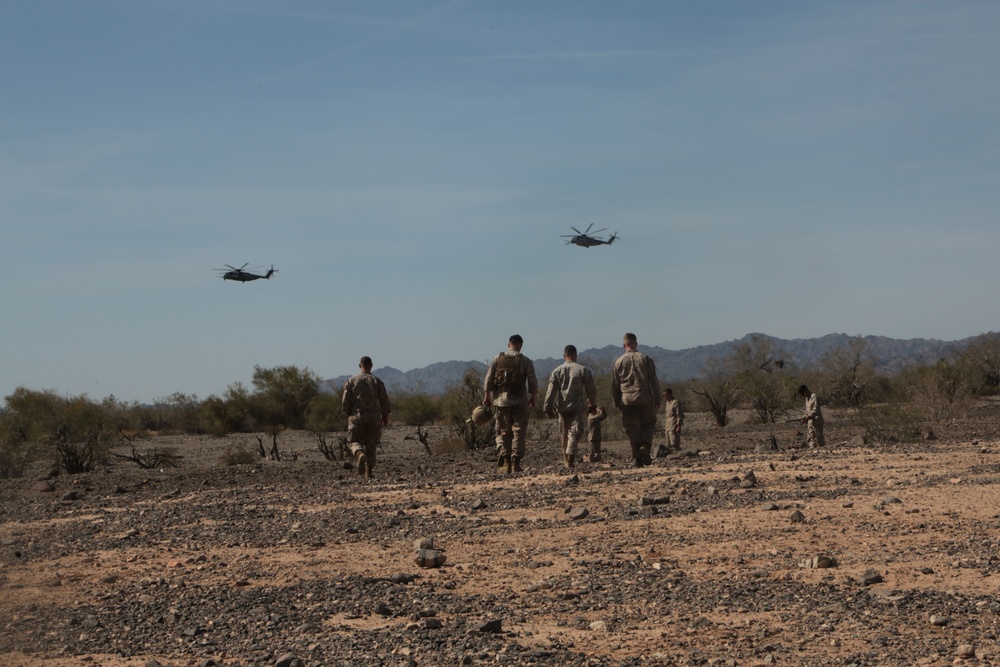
[612,349,661,466]
[484,350,537,467]
[587,406,608,462]
[543,361,597,467]
[664,397,684,451]
[803,392,826,448]
[342,371,391,477]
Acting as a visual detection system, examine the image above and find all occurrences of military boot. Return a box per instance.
[563,453,574,469]
[498,452,507,470]
[355,450,368,477]
[639,445,652,467]
[512,456,523,473]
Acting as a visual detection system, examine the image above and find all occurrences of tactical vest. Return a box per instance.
[492,353,526,394]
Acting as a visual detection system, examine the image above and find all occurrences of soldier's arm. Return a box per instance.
[648,359,662,408]
[342,382,353,416]
[526,359,538,408]
[483,358,496,405]
[584,368,597,407]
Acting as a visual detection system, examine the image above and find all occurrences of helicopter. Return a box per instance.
[561,224,619,248]
[217,263,277,282]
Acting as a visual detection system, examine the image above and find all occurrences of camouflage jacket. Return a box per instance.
[611,350,661,409]
[543,361,597,414]
[484,351,538,408]
[342,372,391,423]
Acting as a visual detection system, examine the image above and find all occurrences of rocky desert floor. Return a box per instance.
[4,404,1000,667]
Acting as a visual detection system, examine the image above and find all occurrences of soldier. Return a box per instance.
[611,332,661,467]
[587,406,608,462]
[543,345,597,469]
[483,334,538,474]
[342,356,391,478]
[662,388,684,453]
[798,384,826,448]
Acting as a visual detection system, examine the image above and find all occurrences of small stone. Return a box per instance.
[842,502,854,508]
[920,567,934,575]
[956,645,975,658]
[374,603,392,616]
[413,537,434,550]
[62,491,80,501]
[274,655,302,667]
[566,474,580,485]
[478,619,503,633]
[568,507,589,521]
[390,572,416,584]
[929,614,950,626]
[414,549,446,568]
[790,510,806,523]
[848,434,866,447]
[762,502,779,511]
[858,569,884,586]
[422,617,443,629]
[471,498,487,511]
[31,481,55,493]
[589,620,607,632]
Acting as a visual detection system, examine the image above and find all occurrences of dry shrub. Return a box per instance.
[219,445,257,466]
[433,437,472,455]
[854,402,921,444]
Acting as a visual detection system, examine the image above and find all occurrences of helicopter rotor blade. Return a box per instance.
[590,227,607,235]
[570,227,584,235]
[583,223,594,234]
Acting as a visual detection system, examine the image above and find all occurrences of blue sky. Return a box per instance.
[2,1,998,403]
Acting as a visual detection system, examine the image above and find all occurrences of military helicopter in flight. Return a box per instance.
[217,263,277,282]
[561,224,619,248]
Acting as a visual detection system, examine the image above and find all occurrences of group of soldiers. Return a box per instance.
[340,334,825,478]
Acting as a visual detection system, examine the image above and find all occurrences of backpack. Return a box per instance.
[492,353,526,394]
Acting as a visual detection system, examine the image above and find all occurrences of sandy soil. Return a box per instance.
[3,405,1000,666]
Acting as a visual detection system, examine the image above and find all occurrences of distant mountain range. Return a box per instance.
[324,332,985,395]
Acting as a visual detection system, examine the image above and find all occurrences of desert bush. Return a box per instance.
[730,335,796,424]
[434,436,474,455]
[305,391,347,433]
[905,359,977,421]
[0,411,35,478]
[251,365,320,430]
[151,392,204,434]
[855,401,922,444]
[219,445,257,466]
[4,388,115,474]
[957,333,1000,395]
[440,367,494,449]
[818,336,877,408]
[690,357,739,427]
[393,392,442,426]
[111,445,181,469]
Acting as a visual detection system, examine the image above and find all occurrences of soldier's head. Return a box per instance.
[798,384,810,398]
[623,332,638,350]
[563,345,577,361]
[508,334,524,352]
[359,356,373,372]
[663,388,674,401]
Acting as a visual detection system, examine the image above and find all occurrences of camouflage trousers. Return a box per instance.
[588,426,602,460]
[558,409,587,460]
[666,428,681,451]
[806,418,826,448]
[348,419,382,471]
[620,404,657,463]
[494,404,529,459]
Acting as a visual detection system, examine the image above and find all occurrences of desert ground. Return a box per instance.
[3,404,1000,667]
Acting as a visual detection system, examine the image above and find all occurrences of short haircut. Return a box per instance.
[360,356,373,369]
[798,384,809,394]
[623,332,638,346]
[663,387,673,395]
[564,345,577,357]
[509,334,523,346]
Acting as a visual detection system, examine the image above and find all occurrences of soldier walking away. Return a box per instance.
[587,406,608,462]
[342,356,391,478]
[662,388,684,454]
[798,384,826,448]
[612,332,661,467]
[543,345,597,469]
[484,334,538,474]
